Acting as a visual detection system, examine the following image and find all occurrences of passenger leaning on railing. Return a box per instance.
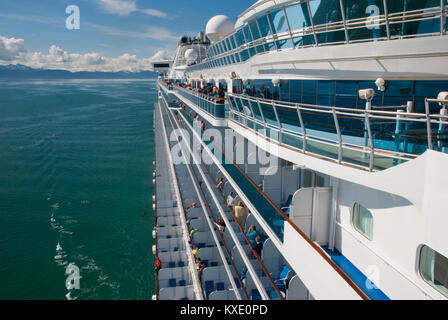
[234,201,248,228]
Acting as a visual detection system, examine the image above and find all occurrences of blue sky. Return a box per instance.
[0,0,255,71]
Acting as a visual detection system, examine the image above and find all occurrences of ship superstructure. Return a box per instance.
[152,0,448,300]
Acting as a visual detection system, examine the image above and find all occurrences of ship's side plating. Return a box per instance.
[153,0,448,300]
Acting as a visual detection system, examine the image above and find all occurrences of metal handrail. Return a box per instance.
[227,93,448,171]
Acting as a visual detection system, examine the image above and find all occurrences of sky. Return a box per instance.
[0,0,256,72]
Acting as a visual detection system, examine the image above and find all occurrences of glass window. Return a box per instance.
[230,35,237,49]
[235,29,245,46]
[258,15,273,37]
[226,38,232,51]
[249,20,261,40]
[243,25,253,42]
[336,80,358,109]
[343,0,384,20]
[269,9,289,33]
[276,38,293,49]
[352,203,373,240]
[382,80,414,107]
[309,0,343,26]
[317,80,336,106]
[302,80,317,105]
[386,0,440,14]
[284,3,312,31]
[419,245,448,297]
[220,41,226,53]
[290,80,302,103]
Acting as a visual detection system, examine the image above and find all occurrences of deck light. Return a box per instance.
[375,78,386,92]
[359,89,375,101]
[437,92,448,106]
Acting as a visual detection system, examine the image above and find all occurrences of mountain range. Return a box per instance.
[0,64,157,79]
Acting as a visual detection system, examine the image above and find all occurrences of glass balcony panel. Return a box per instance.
[276,38,294,49]
[240,49,250,61]
[264,41,277,51]
[249,100,263,121]
[306,138,340,161]
[347,26,388,41]
[233,54,239,64]
[370,118,429,155]
[256,45,265,54]
[249,46,257,57]
[389,19,441,37]
[282,131,304,150]
[293,35,315,47]
[275,105,302,133]
[316,30,346,44]
[258,102,279,126]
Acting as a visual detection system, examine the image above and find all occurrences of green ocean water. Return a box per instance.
[0,79,156,300]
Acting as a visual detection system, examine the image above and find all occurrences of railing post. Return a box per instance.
[425,99,434,150]
[365,111,375,172]
[256,98,267,136]
[332,109,343,164]
[438,106,447,153]
[296,105,307,153]
[272,103,282,143]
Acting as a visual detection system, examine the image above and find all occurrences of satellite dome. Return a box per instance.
[205,15,234,43]
[184,49,199,63]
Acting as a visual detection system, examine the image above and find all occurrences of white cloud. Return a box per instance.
[87,23,178,41]
[95,0,168,18]
[0,34,174,72]
[0,35,27,61]
[139,8,168,19]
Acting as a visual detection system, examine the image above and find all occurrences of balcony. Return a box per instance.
[227,93,448,172]
[172,85,226,119]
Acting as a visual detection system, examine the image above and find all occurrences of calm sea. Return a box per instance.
[0,79,156,300]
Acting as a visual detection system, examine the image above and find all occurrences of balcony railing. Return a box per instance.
[172,85,226,119]
[227,93,448,172]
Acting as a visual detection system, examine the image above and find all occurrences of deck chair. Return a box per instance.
[274,265,292,291]
[281,194,293,217]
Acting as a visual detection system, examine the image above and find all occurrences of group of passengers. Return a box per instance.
[165,80,226,103]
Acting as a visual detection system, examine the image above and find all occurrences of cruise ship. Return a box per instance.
[151,0,448,300]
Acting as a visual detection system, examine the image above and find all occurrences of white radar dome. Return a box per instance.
[205,15,235,43]
[184,49,199,63]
